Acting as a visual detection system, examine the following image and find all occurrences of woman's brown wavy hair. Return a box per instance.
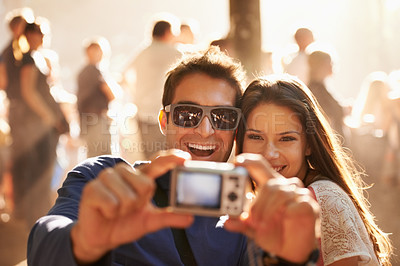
[236,74,392,265]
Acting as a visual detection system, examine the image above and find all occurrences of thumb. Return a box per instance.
[147,208,194,232]
[235,153,278,186]
[224,215,254,239]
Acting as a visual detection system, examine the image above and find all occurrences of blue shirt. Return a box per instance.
[27,155,249,266]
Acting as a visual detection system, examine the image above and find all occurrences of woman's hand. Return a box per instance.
[225,153,320,264]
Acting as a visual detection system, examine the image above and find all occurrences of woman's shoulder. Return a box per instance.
[309,179,377,265]
[309,179,346,195]
[308,179,356,214]
[309,177,346,189]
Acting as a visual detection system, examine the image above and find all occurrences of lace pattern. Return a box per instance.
[309,180,380,265]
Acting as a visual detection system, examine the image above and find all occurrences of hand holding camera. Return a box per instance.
[71,150,194,264]
[224,153,320,264]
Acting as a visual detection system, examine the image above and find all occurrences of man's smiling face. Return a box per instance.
[162,72,237,162]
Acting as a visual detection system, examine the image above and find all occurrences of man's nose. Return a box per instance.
[194,116,215,138]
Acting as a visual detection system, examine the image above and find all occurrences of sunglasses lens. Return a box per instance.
[173,105,203,128]
[211,108,239,130]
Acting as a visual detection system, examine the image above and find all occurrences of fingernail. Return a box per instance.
[176,150,191,160]
[236,155,245,163]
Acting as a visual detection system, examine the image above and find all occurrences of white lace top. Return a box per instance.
[309,180,380,265]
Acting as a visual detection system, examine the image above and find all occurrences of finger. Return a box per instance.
[285,189,320,223]
[139,149,191,178]
[96,167,140,216]
[252,190,312,234]
[224,214,251,236]
[278,196,320,259]
[248,185,286,226]
[81,178,120,219]
[248,178,303,226]
[114,163,155,211]
[279,177,305,188]
[235,153,279,186]
[145,207,194,232]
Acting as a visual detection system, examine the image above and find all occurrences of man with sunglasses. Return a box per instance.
[28,47,320,266]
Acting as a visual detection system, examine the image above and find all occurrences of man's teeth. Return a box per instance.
[188,143,216,151]
[273,166,283,172]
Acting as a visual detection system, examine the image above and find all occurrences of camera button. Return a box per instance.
[228,192,238,201]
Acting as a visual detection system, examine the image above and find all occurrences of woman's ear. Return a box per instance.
[158,109,167,136]
[305,144,312,156]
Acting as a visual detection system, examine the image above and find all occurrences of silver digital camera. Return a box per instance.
[170,160,248,217]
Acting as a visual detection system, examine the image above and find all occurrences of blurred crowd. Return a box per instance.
[0,7,400,238]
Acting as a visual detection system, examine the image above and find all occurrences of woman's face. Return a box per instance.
[242,103,311,180]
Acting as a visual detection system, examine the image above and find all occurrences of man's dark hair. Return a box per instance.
[152,21,171,39]
[162,46,246,109]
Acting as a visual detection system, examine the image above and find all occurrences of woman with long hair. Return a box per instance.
[237,74,392,265]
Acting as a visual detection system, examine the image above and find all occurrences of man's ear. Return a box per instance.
[158,109,167,136]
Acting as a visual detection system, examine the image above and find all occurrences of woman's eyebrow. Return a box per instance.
[246,129,301,135]
[278,130,301,135]
[246,128,263,133]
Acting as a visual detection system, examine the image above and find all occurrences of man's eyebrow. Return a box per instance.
[175,101,236,107]
[176,100,198,105]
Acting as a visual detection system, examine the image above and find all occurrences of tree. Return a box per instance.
[229,0,261,78]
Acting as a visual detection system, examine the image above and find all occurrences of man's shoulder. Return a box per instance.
[70,155,131,179]
[80,155,129,167]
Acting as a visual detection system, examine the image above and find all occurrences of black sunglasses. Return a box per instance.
[164,104,241,131]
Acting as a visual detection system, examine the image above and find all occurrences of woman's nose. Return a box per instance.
[264,143,279,160]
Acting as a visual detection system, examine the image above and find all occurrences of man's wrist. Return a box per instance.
[262,249,319,266]
[70,224,106,265]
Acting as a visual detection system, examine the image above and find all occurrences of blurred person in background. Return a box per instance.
[175,19,201,53]
[381,69,400,188]
[281,27,314,85]
[348,72,393,180]
[351,72,391,132]
[0,8,34,92]
[307,49,346,140]
[0,7,34,221]
[124,16,182,159]
[13,17,69,228]
[176,22,195,45]
[0,7,34,92]
[77,36,116,158]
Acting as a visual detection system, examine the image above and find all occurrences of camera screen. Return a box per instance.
[175,171,222,209]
